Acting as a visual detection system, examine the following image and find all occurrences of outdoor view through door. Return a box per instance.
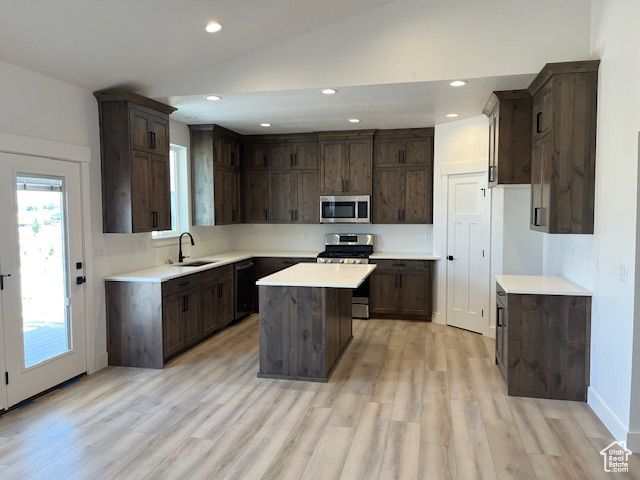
[0,153,86,409]
[17,176,70,367]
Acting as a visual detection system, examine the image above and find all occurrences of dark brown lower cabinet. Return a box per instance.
[106,264,235,369]
[370,259,433,320]
[495,284,591,401]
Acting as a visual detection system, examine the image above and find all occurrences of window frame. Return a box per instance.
[152,144,188,241]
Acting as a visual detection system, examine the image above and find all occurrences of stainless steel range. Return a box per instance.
[317,233,373,318]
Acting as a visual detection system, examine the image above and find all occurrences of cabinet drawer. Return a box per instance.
[201,264,233,285]
[162,273,202,297]
[373,259,430,271]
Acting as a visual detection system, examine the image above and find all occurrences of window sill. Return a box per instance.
[151,235,179,248]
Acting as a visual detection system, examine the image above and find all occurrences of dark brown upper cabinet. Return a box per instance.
[527,60,599,234]
[268,140,318,170]
[190,124,241,226]
[372,128,434,224]
[482,91,532,188]
[94,91,176,233]
[319,131,374,195]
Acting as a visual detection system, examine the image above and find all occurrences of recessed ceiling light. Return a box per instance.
[321,88,337,95]
[449,80,467,87]
[446,113,459,118]
[260,123,271,127]
[205,95,221,101]
[205,22,222,33]
[348,119,360,123]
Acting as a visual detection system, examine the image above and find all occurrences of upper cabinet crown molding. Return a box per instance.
[93,91,177,115]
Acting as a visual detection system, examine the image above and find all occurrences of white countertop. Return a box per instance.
[104,250,320,282]
[256,263,377,288]
[495,275,592,296]
[370,252,440,260]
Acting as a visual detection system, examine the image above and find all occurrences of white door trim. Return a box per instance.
[0,132,97,392]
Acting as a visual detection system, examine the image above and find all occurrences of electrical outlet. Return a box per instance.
[620,264,628,283]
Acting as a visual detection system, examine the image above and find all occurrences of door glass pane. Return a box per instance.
[16,175,70,368]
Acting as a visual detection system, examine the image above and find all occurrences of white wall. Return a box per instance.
[568,0,640,450]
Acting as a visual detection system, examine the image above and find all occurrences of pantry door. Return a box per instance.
[446,172,490,334]
[0,153,86,408]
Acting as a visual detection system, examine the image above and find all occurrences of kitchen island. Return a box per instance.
[256,263,376,382]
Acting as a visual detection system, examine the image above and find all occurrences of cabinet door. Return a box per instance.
[294,170,319,223]
[131,150,153,232]
[321,140,347,194]
[269,144,292,169]
[530,135,552,231]
[532,80,553,142]
[244,170,269,223]
[403,167,432,224]
[201,282,219,336]
[399,270,430,316]
[488,111,498,188]
[346,139,371,194]
[214,136,234,167]
[370,269,398,314]
[294,142,319,169]
[269,171,294,223]
[129,107,152,152]
[217,275,234,327]
[403,136,433,166]
[372,168,401,223]
[162,293,185,358]
[183,288,202,347]
[245,143,268,169]
[373,138,403,167]
[229,169,241,224]
[150,116,170,156]
[214,168,226,224]
[151,154,171,230]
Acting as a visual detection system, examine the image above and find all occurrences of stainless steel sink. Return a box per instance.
[173,260,218,267]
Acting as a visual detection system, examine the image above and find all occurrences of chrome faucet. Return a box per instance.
[178,232,195,263]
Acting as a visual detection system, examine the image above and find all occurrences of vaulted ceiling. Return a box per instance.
[0,0,593,133]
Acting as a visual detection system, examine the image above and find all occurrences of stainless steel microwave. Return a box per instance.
[320,195,370,223]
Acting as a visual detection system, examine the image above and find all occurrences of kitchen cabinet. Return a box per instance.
[495,280,591,401]
[268,170,319,223]
[105,265,236,369]
[244,143,268,169]
[94,91,176,233]
[268,140,318,170]
[370,259,433,319]
[243,170,269,223]
[201,265,234,335]
[372,129,434,224]
[190,125,242,226]
[319,131,374,195]
[527,60,599,234]
[482,91,532,188]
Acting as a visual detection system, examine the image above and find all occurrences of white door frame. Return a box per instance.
[0,132,94,411]
[438,160,493,336]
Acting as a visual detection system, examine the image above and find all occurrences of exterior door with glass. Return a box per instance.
[0,153,86,408]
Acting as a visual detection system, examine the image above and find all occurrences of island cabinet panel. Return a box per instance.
[258,285,352,381]
[527,60,599,234]
[95,91,176,233]
[496,285,591,401]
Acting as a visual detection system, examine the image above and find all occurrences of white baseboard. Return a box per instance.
[431,311,444,325]
[588,386,633,450]
[93,352,109,372]
[485,325,496,339]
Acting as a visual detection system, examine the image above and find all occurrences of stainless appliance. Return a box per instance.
[235,260,255,320]
[317,233,373,318]
[320,195,370,224]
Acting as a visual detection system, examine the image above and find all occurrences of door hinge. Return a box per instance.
[482,309,484,317]
[5,372,8,385]
[481,188,486,197]
[482,250,485,258]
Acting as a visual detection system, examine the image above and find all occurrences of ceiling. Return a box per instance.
[0,0,539,134]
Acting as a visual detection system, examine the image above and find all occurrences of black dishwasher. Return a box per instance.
[235,260,255,320]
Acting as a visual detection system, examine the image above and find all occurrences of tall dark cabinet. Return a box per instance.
[94,92,176,233]
[527,60,599,233]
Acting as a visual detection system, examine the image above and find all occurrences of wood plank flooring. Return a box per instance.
[0,315,638,479]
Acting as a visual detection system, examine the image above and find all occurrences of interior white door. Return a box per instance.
[446,173,490,334]
[0,153,86,408]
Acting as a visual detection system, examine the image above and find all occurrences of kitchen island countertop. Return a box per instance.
[256,263,376,289]
[495,275,592,296]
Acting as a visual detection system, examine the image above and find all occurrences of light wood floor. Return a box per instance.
[0,315,638,479]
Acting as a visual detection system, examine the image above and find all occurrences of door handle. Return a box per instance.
[447,255,454,261]
[497,306,503,327]
[0,273,11,290]
[533,207,541,226]
[536,112,542,133]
